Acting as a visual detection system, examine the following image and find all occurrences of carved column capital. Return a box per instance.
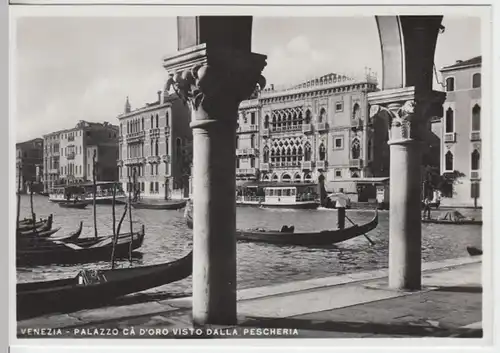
[163,44,267,127]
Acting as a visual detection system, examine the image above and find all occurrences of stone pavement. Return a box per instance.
[17,256,482,339]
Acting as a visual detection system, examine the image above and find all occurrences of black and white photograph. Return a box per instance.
[8,2,495,351]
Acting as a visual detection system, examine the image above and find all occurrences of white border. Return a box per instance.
[8,3,497,353]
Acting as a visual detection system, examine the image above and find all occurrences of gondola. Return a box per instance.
[17,222,83,247]
[422,218,482,225]
[17,249,192,320]
[466,246,483,256]
[17,227,61,239]
[132,199,187,210]
[16,226,146,266]
[58,201,89,209]
[17,214,53,233]
[185,205,379,246]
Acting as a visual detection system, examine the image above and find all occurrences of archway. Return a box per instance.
[281,173,291,183]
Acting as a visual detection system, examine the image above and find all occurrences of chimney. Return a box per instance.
[157,91,162,104]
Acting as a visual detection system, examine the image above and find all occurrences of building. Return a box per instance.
[16,138,44,193]
[117,90,191,200]
[236,71,391,202]
[43,120,119,192]
[438,56,482,207]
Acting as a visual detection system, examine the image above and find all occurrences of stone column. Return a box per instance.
[164,44,266,325]
[369,87,445,291]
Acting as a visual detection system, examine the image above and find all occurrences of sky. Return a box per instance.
[14,15,482,142]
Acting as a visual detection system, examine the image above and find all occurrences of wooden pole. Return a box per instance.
[112,183,116,236]
[16,163,22,233]
[30,181,37,235]
[92,150,98,238]
[127,169,134,262]
[112,204,128,269]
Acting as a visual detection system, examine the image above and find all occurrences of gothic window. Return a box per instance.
[472,73,481,88]
[446,77,455,92]
[150,116,153,129]
[236,157,240,169]
[236,136,239,149]
[445,151,454,171]
[319,143,326,161]
[250,157,255,168]
[142,117,144,131]
[263,147,269,163]
[305,109,312,124]
[471,149,480,170]
[251,112,256,125]
[272,174,279,182]
[294,173,301,182]
[352,103,360,120]
[304,143,312,161]
[351,138,360,159]
[445,108,454,133]
[318,108,326,123]
[155,140,159,156]
[156,114,159,128]
[282,174,291,183]
[264,115,269,129]
[472,104,481,131]
[166,111,170,126]
[250,134,255,148]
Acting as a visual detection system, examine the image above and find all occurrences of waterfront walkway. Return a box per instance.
[17,256,482,339]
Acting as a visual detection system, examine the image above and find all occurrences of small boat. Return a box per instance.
[58,201,89,209]
[17,250,193,320]
[16,226,146,266]
[422,211,482,225]
[185,203,378,246]
[466,246,483,256]
[49,182,127,205]
[132,199,187,210]
[17,215,53,233]
[17,222,83,247]
[17,215,54,236]
[17,227,62,239]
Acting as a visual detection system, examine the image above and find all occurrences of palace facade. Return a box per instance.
[117,90,191,200]
[438,56,482,207]
[16,138,44,193]
[236,72,391,202]
[43,121,119,192]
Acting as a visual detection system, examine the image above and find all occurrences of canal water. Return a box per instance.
[16,195,482,299]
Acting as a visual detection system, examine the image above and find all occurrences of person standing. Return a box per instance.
[423,197,431,220]
[336,196,347,230]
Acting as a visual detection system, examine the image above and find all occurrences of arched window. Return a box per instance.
[150,116,154,129]
[304,143,312,161]
[352,103,361,120]
[264,115,270,129]
[319,143,326,161]
[282,174,291,183]
[127,122,129,134]
[263,147,269,163]
[155,140,159,156]
[351,138,360,159]
[446,77,455,92]
[141,118,144,131]
[250,134,255,148]
[472,73,481,88]
[472,104,481,131]
[236,136,239,149]
[445,107,454,133]
[166,111,170,126]
[298,146,303,156]
[294,173,301,182]
[156,114,159,128]
[305,109,312,124]
[120,124,123,135]
[304,173,312,181]
[471,149,480,170]
[272,174,279,182]
[318,108,326,123]
[250,157,255,168]
[445,151,454,171]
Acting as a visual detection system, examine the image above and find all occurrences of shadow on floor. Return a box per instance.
[433,286,482,294]
[238,316,483,338]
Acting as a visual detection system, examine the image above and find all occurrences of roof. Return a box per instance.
[441,56,481,72]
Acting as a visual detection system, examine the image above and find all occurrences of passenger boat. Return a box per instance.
[17,250,192,320]
[17,222,83,247]
[184,203,378,246]
[16,226,146,266]
[17,215,53,233]
[236,182,320,209]
[466,246,482,256]
[132,199,187,210]
[49,182,127,205]
[58,201,89,209]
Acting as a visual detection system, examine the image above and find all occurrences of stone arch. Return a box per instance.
[294,173,302,182]
[351,138,361,160]
[263,146,270,163]
[304,173,312,182]
[264,114,270,129]
[318,107,326,123]
[352,103,361,121]
[263,174,270,181]
[305,109,312,124]
[271,173,279,182]
[281,173,291,183]
[304,142,312,161]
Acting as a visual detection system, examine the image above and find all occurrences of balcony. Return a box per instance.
[262,128,270,137]
[126,131,146,142]
[66,152,75,160]
[270,125,302,133]
[68,135,75,142]
[470,131,481,141]
[316,160,327,171]
[236,148,258,156]
[444,132,457,143]
[48,168,59,174]
[149,128,161,138]
[302,123,313,134]
[470,170,481,180]
[124,157,146,166]
[147,155,161,164]
[238,125,259,134]
[302,161,313,171]
[236,168,259,177]
[349,159,363,169]
[260,163,270,171]
[316,122,328,132]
